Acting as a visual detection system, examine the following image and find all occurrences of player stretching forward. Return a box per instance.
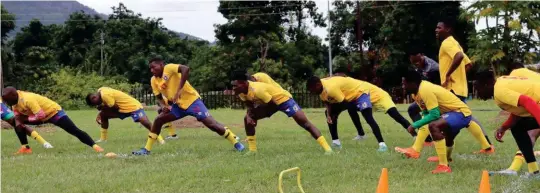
[2,99,53,154]
[2,87,103,152]
[396,20,494,157]
[132,58,244,155]
[480,66,540,176]
[85,87,165,144]
[307,76,415,152]
[402,71,479,174]
[231,71,332,154]
[475,73,540,178]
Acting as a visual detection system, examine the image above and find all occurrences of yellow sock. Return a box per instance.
[222,128,239,144]
[316,136,332,152]
[434,139,448,166]
[30,131,47,145]
[247,136,257,152]
[466,121,491,149]
[412,126,429,152]
[157,135,165,143]
[508,151,525,171]
[165,123,175,136]
[100,128,108,140]
[528,162,539,173]
[145,133,158,151]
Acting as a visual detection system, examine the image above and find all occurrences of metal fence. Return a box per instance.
[130,85,412,109]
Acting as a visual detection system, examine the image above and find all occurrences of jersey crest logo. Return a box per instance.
[163,75,169,81]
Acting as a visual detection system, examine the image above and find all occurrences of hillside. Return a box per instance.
[1,1,203,40]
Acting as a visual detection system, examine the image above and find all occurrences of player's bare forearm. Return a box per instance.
[446,52,464,78]
[177,64,190,93]
[156,95,167,107]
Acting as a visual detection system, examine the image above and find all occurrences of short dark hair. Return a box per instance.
[231,69,248,81]
[439,19,455,30]
[85,93,94,106]
[149,57,164,65]
[404,70,423,84]
[306,76,321,88]
[476,70,495,81]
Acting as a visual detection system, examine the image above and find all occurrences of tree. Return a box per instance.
[463,1,540,74]
[1,5,16,43]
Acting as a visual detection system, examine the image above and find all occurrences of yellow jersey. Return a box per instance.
[239,81,291,105]
[98,87,143,113]
[151,64,200,109]
[413,81,471,116]
[252,72,292,97]
[509,68,540,81]
[12,91,62,121]
[494,76,540,117]
[319,76,388,103]
[438,36,472,97]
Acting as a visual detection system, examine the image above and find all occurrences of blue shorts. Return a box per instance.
[277,99,301,117]
[171,99,210,121]
[1,103,14,121]
[442,111,472,134]
[47,110,67,124]
[118,109,146,122]
[353,94,372,111]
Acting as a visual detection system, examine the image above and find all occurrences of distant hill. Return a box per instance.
[1,1,203,41]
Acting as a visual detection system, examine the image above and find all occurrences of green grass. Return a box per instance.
[2,101,539,193]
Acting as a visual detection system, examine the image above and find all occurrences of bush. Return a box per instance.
[44,69,136,110]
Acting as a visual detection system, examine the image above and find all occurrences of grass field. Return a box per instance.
[2,100,539,193]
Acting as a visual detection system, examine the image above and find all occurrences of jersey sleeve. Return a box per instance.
[150,78,160,96]
[441,41,462,61]
[254,88,272,104]
[494,87,520,107]
[100,91,115,108]
[162,64,180,83]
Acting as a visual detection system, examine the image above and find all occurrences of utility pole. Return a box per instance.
[100,30,104,76]
[327,0,333,76]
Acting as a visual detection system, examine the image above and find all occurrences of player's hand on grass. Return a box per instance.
[495,128,506,143]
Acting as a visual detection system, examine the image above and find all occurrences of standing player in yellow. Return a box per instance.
[402,70,480,174]
[307,76,415,152]
[484,65,540,176]
[2,99,53,154]
[85,87,165,144]
[475,73,540,178]
[231,71,332,154]
[2,87,104,152]
[398,20,493,157]
[132,58,244,155]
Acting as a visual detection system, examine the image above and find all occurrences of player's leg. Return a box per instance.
[133,111,177,155]
[291,109,332,153]
[510,118,539,175]
[360,108,387,152]
[49,111,103,152]
[12,118,52,149]
[386,107,415,137]
[158,107,177,139]
[326,103,344,148]
[243,104,276,152]
[427,118,452,174]
[489,128,538,176]
[188,99,243,151]
[456,95,493,151]
[135,110,166,144]
[407,102,433,143]
[346,103,366,140]
[95,110,118,142]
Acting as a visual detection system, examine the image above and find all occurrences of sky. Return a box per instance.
[76,0,511,43]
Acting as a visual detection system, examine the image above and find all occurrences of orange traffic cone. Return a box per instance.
[376,168,389,193]
[479,170,491,193]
